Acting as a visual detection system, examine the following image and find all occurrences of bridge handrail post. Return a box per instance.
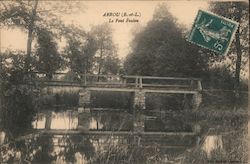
[120,75,127,86]
[124,77,127,85]
[135,77,138,88]
[139,77,143,88]
[197,80,202,91]
[190,80,194,90]
[84,74,87,85]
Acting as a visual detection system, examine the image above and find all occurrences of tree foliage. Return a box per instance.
[35,28,63,79]
[0,1,120,76]
[209,2,249,94]
[0,51,35,134]
[124,4,209,77]
[64,23,120,76]
[90,23,120,75]
[0,1,85,33]
[65,33,97,76]
[0,1,85,71]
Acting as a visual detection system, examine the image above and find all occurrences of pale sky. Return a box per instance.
[0,1,208,59]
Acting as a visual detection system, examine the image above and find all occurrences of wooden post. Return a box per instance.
[192,123,201,134]
[121,75,127,87]
[193,92,202,111]
[197,80,202,91]
[84,73,87,86]
[139,77,143,88]
[192,80,202,111]
[135,77,138,88]
[183,94,189,111]
[190,80,194,90]
[133,90,146,110]
[123,77,127,87]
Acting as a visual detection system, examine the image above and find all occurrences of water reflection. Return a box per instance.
[202,135,223,158]
[51,111,78,129]
[32,113,46,129]
[0,109,199,163]
[89,117,103,130]
[1,108,247,163]
[31,109,193,133]
[32,111,78,130]
[0,132,5,145]
[32,110,135,131]
[0,133,191,163]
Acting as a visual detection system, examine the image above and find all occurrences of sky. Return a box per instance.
[0,1,208,59]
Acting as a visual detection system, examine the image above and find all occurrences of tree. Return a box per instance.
[0,51,35,135]
[209,2,249,98]
[0,1,85,72]
[64,23,120,80]
[64,33,97,78]
[35,28,63,79]
[124,4,209,77]
[101,55,121,75]
[90,23,120,76]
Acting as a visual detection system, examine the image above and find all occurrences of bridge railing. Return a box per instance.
[28,72,124,86]
[123,75,202,91]
[28,72,202,91]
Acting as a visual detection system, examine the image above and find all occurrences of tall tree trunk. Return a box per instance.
[249,45,250,164]
[234,27,242,99]
[234,7,242,102]
[25,0,38,73]
[0,29,2,76]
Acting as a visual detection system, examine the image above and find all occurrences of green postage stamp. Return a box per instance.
[187,10,239,55]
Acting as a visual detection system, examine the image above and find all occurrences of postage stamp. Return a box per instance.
[187,10,239,55]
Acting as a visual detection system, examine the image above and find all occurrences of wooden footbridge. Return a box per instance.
[28,72,203,111]
[0,73,204,153]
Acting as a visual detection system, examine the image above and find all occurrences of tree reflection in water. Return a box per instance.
[1,108,248,163]
[0,131,186,163]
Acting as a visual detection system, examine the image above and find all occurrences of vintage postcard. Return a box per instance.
[0,0,249,163]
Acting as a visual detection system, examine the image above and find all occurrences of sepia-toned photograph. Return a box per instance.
[0,0,249,163]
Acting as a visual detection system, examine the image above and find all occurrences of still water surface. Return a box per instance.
[0,108,245,163]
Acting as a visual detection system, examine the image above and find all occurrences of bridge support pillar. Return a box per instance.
[78,89,91,110]
[133,90,146,110]
[133,114,145,133]
[192,92,202,111]
[45,111,52,130]
[183,94,189,111]
[78,111,90,131]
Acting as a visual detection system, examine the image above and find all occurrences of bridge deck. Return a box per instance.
[27,73,203,94]
[87,87,198,94]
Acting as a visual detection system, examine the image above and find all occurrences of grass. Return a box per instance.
[179,129,248,164]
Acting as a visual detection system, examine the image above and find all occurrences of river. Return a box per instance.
[0,106,248,163]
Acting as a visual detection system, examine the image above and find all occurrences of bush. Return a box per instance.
[0,54,36,135]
